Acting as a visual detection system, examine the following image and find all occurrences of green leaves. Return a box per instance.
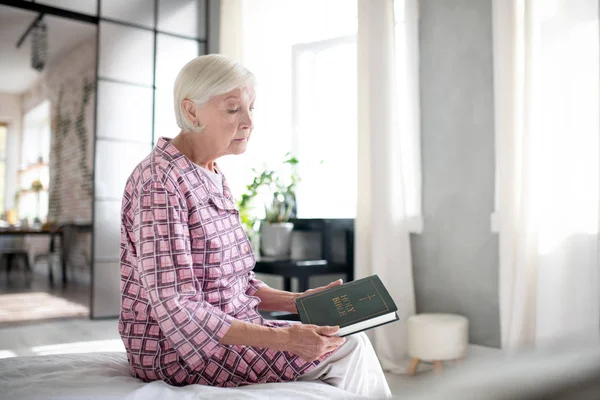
[236,153,301,231]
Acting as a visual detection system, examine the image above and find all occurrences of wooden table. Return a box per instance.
[0,228,63,286]
[254,257,354,292]
[252,218,355,293]
[0,223,91,287]
[256,219,357,321]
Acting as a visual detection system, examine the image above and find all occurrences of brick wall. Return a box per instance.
[23,37,95,284]
[45,38,95,224]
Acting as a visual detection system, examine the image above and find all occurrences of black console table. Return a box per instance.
[253,219,354,293]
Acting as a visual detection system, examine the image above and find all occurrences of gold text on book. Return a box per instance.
[332,295,356,317]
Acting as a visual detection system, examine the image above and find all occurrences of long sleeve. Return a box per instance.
[134,179,233,370]
[120,139,322,386]
[246,270,266,296]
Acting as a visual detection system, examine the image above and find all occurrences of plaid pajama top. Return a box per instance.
[118,137,321,386]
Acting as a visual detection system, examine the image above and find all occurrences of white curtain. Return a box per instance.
[218,0,245,62]
[493,0,600,350]
[218,0,248,197]
[356,0,417,372]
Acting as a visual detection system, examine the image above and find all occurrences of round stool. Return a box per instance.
[407,313,469,375]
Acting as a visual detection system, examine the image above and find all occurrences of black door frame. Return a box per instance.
[0,0,210,318]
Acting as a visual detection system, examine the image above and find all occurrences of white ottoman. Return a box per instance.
[407,313,469,375]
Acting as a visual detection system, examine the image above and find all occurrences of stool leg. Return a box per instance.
[407,357,420,376]
[433,360,444,373]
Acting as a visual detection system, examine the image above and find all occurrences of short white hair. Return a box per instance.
[173,54,256,132]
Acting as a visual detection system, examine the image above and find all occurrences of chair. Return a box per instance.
[0,235,32,285]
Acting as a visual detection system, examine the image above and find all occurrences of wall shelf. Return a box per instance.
[18,188,47,195]
[17,162,49,174]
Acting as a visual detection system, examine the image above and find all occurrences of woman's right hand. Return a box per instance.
[281,324,346,362]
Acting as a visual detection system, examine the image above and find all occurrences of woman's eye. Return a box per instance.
[227,109,239,114]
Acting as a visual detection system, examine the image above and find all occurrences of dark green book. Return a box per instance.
[295,274,399,337]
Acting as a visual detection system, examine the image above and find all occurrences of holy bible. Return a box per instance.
[295,275,399,337]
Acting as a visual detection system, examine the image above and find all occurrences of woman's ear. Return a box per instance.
[182,99,198,125]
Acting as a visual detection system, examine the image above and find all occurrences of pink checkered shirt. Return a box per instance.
[119,137,321,386]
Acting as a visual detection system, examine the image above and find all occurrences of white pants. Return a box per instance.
[297,332,392,399]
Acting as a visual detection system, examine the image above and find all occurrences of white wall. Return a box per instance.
[412,0,500,347]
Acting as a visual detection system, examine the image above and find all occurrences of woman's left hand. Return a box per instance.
[300,279,343,298]
[273,279,345,314]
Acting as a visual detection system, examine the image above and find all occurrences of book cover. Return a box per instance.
[295,275,398,336]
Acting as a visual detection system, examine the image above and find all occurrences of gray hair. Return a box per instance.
[173,54,256,132]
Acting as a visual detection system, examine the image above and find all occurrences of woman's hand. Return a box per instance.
[221,319,345,359]
[255,279,344,314]
[281,324,346,362]
[300,279,343,298]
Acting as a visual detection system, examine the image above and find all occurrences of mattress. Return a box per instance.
[0,352,366,400]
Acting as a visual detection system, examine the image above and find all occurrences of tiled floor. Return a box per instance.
[0,268,91,303]
[0,317,503,397]
[0,270,91,327]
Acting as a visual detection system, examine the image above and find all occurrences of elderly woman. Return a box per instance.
[119,54,391,398]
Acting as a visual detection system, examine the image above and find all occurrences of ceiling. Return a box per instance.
[0,5,96,94]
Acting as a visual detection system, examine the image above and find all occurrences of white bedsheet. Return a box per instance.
[0,352,366,400]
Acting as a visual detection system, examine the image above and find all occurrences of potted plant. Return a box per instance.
[237,154,300,257]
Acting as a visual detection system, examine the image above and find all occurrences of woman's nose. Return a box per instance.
[240,111,253,130]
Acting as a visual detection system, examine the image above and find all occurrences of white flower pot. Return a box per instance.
[260,222,294,257]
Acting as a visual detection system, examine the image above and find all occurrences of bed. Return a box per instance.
[0,352,367,400]
[4,341,600,400]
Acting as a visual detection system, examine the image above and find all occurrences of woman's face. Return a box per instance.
[194,86,255,157]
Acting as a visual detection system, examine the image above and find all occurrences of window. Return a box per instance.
[289,0,421,222]
[220,0,421,225]
[219,0,358,218]
[292,35,357,218]
[0,124,6,216]
[18,100,50,221]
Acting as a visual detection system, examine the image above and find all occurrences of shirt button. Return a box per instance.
[243,245,249,253]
